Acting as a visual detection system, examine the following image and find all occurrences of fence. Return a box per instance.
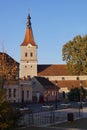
[18,108,83,127]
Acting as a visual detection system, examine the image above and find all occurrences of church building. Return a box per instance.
[20,13,87,92]
[1,13,87,103]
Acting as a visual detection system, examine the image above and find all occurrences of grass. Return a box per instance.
[51,118,87,129]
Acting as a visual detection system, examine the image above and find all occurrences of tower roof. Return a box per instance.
[21,13,36,46]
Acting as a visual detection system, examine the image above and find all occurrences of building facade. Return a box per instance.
[31,76,59,103]
[4,80,32,103]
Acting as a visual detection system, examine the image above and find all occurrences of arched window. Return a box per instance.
[30,52,33,57]
[25,52,28,57]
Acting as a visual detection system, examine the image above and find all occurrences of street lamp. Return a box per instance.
[21,84,24,103]
[80,81,83,106]
[55,80,58,110]
[79,81,83,116]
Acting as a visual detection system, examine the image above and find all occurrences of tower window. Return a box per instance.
[25,65,27,68]
[30,52,33,57]
[25,52,28,57]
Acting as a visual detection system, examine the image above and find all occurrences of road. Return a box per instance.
[26,101,87,112]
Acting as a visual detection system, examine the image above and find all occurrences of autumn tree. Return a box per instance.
[62,35,87,75]
[0,52,19,88]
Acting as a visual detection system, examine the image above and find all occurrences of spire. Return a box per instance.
[21,13,36,46]
[27,13,31,28]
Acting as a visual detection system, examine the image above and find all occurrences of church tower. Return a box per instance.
[20,13,37,79]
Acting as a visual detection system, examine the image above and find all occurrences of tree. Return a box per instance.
[68,87,86,101]
[0,52,19,88]
[62,35,87,75]
[68,87,80,101]
[0,89,21,130]
[80,86,86,101]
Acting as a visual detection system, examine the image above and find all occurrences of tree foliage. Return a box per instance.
[0,52,19,88]
[62,35,87,75]
[0,89,21,130]
[68,87,86,101]
[0,52,19,81]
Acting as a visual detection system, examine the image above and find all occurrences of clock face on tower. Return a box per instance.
[27,43,32,49]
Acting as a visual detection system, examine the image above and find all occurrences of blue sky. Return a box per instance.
[0,0,87,64]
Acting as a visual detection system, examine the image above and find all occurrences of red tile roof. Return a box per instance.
[53,80,87,90]
[38,64,69,76]
[21,27,36,46]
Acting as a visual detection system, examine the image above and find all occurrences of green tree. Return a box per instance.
[68,87,80,101]
[80,86,86,101]
[0,89,21,130]
[62,35,87,75]
[68,87,86,101]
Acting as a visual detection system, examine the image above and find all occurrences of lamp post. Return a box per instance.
[79,81,83,116]
[21,84,24,103]
[55,81,58,110]
[80,81,83,107]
